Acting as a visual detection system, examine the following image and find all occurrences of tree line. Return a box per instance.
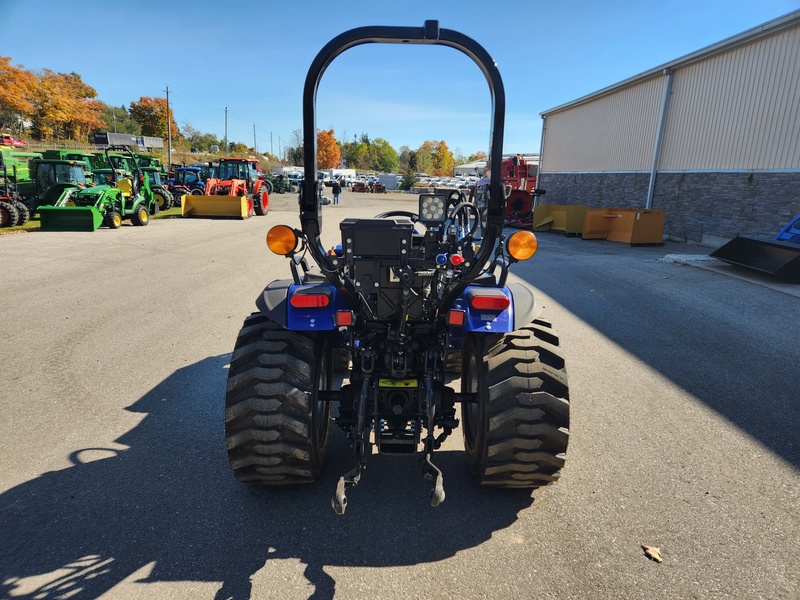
[1,56,486,173]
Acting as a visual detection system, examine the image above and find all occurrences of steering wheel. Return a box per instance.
[374,210,419,223]
[447,189,466,208]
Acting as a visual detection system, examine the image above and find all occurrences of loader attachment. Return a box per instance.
[38,206,103,232]
[181,195,251,218]
[710,235,800,283]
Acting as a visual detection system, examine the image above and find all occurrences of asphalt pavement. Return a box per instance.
[1,191,797,599]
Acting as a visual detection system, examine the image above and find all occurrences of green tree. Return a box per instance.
[285,129,303,165]
[411,140,434,176]
[372,137,398,173]
[96,104,141,135]
[397,145,413,172]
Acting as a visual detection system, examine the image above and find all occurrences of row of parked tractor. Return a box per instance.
[0,146,282,231]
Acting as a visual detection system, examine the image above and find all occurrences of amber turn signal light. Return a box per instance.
[266,225,299,256]
[507,230,538,261]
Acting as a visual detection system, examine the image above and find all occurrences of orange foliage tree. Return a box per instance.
[129,96,181,141]
[29,70,104,141]
[317,129,341,169]
[0,56,36,130]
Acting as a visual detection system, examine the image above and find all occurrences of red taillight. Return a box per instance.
[448,309,466,326]
[335,310,354,326]
[469,295,510,311]
[290,293,331,308]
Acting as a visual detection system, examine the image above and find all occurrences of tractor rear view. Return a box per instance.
[181,158,269,218]
[224,21,570,515]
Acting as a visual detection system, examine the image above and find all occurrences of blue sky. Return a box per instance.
[2,0,797,158]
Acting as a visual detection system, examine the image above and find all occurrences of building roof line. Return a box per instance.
[540,9,800,117]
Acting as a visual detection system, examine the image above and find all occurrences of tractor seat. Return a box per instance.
[116,178,133,196]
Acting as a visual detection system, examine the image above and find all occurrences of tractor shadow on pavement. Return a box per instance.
[0,354,534,600]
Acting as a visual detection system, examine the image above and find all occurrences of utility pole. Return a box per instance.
[270,131,273,158]
[253,123,257,155]
[165,85,172,165]
[224,107,228,156]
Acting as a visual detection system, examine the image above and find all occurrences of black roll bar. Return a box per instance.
[301,21,506,309]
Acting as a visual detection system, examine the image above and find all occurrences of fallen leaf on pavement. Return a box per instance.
[642,545,663,563]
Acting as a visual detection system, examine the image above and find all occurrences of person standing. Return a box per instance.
[332,178,342,205]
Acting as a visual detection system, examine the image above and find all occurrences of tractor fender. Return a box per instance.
[507,278,542,329]
[256,280,346,330]
[256,279,292,327]
[451,280,541,333]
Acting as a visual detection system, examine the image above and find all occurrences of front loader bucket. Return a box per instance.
[38,206,103,232]
[181,195,250,218]
[710,235,800,283]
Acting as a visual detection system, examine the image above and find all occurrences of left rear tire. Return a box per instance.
[225,313,332,485]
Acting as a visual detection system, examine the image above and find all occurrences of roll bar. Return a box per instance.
[300,21,506,308]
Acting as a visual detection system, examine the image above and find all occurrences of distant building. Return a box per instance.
[538,10,800,245]
[454,154,539,176]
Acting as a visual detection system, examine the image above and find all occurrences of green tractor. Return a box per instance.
[265,173,294,194]
[39,146,158,231]
[141,166,174,211]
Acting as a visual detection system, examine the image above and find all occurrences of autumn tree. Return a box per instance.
[432,140,454,175]
[317,129,340,169]
[0,56,35,131]
[29,70,104,141]
[129,96,180,140]
[468,150,487,162]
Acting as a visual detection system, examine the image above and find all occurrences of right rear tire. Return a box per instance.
[225,313,332,485]
[461,318,570,488]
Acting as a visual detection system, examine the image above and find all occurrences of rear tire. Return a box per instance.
[0,202,18,227]
[462,318,569,488]
[12,201,30,226]
[225,313,332,484]
[153,189,172,211]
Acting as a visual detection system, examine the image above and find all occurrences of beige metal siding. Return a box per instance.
[660,26,800,170]
[542,77,664,172]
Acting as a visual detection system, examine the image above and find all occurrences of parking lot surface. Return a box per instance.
[1,192,797,599]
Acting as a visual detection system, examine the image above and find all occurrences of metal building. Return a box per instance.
[538,10,800,245]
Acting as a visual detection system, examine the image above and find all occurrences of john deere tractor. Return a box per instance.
[39,146,157,231]
[224,22,570,515]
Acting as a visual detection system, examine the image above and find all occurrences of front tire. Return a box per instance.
[225,313,332,484]
[105,211,122,229]
[462,318,569,487]
[253,189,268,215]
[131,204,149,226]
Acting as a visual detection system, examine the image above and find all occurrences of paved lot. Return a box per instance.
[1,191,797,599]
